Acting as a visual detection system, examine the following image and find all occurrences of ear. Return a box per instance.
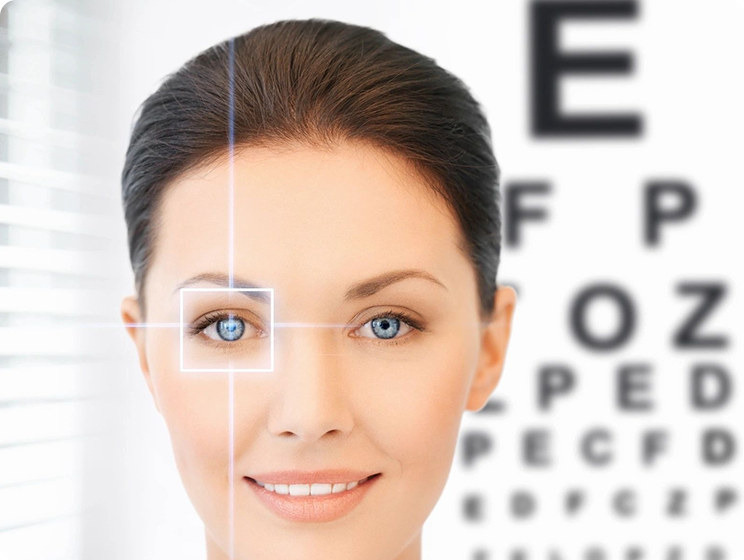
[466,284,517,412]
[120,294,161,414]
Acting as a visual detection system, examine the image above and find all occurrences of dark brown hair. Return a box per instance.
[121,18,501,320]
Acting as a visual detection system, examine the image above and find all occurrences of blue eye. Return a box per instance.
[356,311,423,343]
[370,317,400,339]
[190,311,263,343]
[216,316,244,341]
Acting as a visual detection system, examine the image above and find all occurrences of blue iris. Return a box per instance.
[216,316,245,341]
[370,317,400,339]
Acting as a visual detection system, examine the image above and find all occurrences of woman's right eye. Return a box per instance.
[195,313,264,343]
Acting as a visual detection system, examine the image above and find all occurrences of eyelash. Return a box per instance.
[358,309,425,347]
[187,309,425,347]
[190,311,263,335]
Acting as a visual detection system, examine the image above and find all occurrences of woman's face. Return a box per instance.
[121,140,516,560]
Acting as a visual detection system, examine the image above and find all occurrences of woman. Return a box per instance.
[119,18,517,560]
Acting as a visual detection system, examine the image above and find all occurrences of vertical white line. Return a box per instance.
[179,289,184,372]
[227,37,236,560]
[228,39,235,290]
[270,289,275,372]
[228,368,235,560]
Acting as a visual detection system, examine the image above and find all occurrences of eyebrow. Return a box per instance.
[172,269,447,303]
[343,269,447,302]
[174,273,272,304]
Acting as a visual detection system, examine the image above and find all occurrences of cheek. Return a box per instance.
[147,329,231,501]
[409,345,474,466]
[360,331,478,477]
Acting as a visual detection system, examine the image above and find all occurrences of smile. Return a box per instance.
[245,473,382,522]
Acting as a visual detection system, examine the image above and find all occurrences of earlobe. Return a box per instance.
[466,284,517,412]
[120,295,160,414]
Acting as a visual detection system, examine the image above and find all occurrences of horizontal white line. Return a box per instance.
[0,161,113,196]
[0,287,113,314]
[0,472,81,490]
[0,394,114,408]
[0,246,113,276]
[0,511,82,534]
[0,70,104,105]
[0,321,386,328]
[0,117,116,149]
[0,433,106,451]
[0,205,115,236]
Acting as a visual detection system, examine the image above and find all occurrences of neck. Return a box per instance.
[393,531,423,560]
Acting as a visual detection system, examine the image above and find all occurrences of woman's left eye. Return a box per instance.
[355,313,418,342]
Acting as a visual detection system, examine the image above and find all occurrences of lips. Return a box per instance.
[245,471,382,522]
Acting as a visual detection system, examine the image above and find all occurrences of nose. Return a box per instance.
[267,320,354,443]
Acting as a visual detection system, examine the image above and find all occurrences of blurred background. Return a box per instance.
[0,0,740,558]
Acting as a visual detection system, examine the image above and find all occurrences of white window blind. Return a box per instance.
[0,1,122,558]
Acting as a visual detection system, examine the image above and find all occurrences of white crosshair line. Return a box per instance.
[228,37,236,560]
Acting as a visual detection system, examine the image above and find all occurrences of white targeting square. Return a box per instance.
[179,287,274,372]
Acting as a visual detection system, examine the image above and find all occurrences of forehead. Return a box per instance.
[149,141,468,302]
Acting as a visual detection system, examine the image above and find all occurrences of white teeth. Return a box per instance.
[310,483,333,495]
[289,484,310,496]
[254,476,371,496]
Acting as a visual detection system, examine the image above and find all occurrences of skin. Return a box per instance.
[120,139,516,560]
